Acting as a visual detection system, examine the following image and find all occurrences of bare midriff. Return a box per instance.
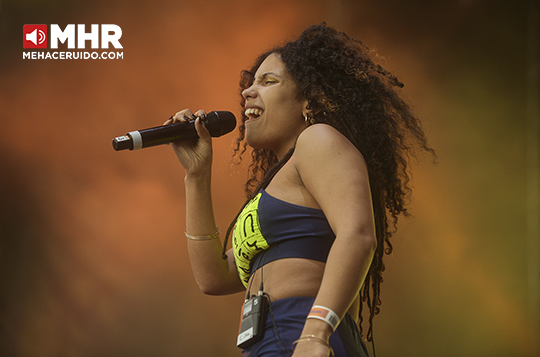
[247,257,360,321]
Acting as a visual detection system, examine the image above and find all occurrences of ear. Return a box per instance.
[303,101,325,118]
[302,101,317,125]
[302,100,314,118]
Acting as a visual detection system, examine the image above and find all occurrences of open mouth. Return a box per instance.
[245,108,263,120]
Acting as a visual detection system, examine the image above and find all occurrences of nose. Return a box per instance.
[242,83,256,100]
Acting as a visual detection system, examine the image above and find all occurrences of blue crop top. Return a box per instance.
[232,189,336,287]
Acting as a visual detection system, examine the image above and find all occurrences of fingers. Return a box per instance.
[162,108,211,143]
[194,109,207,119]
[164,109,208,125]
[194,117,211,140]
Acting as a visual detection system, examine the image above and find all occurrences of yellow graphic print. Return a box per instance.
[233,193,269,287]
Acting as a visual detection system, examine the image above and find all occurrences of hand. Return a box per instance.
[164,109,213,175]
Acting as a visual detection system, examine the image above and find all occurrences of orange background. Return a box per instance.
[1,0,538,356]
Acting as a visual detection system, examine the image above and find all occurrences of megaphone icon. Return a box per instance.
[26,29,46,46]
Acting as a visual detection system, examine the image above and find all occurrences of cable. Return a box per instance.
[254,246,292,356]
[264,292,293,356]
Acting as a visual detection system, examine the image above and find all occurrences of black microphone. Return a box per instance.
[112,111,236,151]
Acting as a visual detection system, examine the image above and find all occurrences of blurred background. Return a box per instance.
[1,0,538,356]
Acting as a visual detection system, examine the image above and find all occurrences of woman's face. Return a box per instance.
[241,53,309,158]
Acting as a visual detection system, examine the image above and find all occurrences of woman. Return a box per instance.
[166,24,434,357]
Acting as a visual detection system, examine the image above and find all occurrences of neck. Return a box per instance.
[256,147,295,194]
[274,136,300,160]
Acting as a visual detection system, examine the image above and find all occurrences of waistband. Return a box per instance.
[241,296,369,357]
[250,236,334,275]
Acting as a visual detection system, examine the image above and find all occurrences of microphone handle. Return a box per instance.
[112,121,197,151]
[139,120,199,149]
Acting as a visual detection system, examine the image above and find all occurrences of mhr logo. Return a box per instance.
[23,24,123,49]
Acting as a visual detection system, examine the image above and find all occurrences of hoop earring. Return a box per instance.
[304,114,315,126]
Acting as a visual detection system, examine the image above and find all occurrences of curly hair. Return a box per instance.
[224,23,435,341]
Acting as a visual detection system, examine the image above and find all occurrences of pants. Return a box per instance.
[241,296,370,357]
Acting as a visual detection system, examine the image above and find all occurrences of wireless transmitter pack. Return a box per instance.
[237,291,269,349]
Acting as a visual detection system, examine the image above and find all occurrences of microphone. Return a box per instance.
[112,111,236,151]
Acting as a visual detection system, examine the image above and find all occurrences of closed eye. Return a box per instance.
[256,72,280,86]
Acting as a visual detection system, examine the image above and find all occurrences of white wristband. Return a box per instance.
[307,305,340,332]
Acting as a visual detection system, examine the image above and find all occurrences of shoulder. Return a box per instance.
[294,123,364,162]
[297,123,345,144]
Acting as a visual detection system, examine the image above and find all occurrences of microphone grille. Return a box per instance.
[206,111,237,137]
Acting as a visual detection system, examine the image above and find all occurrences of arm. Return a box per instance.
[292,124,377,355]
[169,109,244,296]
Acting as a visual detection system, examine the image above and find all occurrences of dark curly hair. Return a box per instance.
[223,23,435,341]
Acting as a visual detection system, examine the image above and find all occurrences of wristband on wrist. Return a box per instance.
[306,305,340,332]
[184,227,221,240]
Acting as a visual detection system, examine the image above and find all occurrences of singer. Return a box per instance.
[166,24,434,357]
